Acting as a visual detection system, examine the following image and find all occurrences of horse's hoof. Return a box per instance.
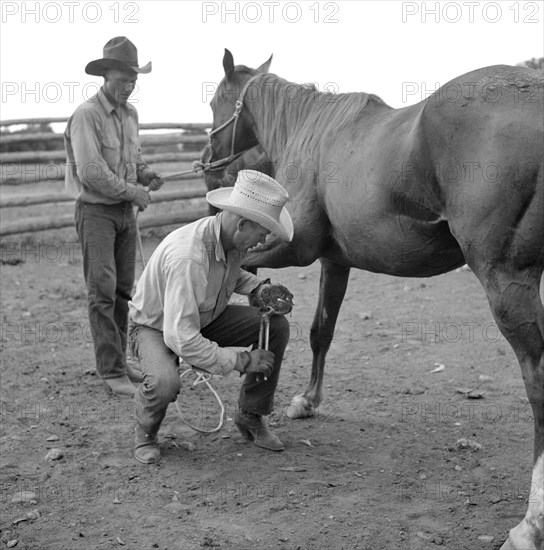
[285,395,316,419]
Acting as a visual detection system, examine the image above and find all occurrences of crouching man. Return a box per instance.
[128,170,293,464]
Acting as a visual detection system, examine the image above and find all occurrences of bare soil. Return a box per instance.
[0,226,535,550]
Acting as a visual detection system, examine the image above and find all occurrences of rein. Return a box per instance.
[198,74,262,173]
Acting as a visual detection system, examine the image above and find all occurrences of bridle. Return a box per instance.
[198,74,261,173]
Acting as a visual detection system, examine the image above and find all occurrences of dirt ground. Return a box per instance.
[0,225,536,550]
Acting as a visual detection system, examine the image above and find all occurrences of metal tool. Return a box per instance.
[256,306,274,382]
[258,305,275,351]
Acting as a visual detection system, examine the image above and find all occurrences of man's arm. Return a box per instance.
[234,269,268,295]
[136,144,163,190]
[132,111,164,191]
[162,258,240,375]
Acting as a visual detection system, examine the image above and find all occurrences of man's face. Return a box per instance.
[233,219,270,253]
[104,69,137,105]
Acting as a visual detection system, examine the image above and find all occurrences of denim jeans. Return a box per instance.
[75,200,136,379]
[129,305,290,435]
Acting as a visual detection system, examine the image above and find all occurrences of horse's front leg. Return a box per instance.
[287,259,351,419]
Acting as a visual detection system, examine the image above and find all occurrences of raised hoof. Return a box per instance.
[285,395,316,419]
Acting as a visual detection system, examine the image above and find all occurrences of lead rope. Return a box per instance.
[135,208,146,269]
[176,366,226,434]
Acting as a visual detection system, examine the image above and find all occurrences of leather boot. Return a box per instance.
[134,425,160,464]
[126,361,144,383]
[235,411,285,451]
[103,375,136,396]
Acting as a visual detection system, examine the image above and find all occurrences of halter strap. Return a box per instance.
[198,74,262,173]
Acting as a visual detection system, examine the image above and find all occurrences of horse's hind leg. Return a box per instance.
[472,265,544,550]
[286,259,350,419]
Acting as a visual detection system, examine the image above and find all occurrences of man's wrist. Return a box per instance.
[137,168,154,185]
[235,351,251,374]
[251,278,271,296]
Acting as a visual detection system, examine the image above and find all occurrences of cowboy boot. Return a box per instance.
[126,361,144,383]
[104,375,136,397]
[234,411,285,451]
[134,424,160,464]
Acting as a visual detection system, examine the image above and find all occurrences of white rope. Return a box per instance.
[176,367,225,434]
[135,209,146,269]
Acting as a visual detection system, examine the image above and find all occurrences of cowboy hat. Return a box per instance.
[206,170,294,242]
[85,37,151,76]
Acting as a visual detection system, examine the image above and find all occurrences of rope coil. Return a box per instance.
[176,366,226,434]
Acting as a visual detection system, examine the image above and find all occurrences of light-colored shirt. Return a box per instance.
[129,214,264,375]
[64,88,154,204]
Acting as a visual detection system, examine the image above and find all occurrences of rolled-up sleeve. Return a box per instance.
[70,109,138,201]
[234,269,265,295]
[162,257,238,375]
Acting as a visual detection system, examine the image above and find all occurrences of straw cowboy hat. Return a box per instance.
[85,37,151,76]
[206,170,294,242]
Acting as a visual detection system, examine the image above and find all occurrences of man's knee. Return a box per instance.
[142,370,181,404]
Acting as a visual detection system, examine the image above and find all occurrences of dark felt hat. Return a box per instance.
[85,37,151,76]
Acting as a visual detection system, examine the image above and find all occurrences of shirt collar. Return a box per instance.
[97,87,134,118]
[97,87,117,115]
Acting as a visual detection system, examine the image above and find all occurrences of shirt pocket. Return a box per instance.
[102,135,121,173]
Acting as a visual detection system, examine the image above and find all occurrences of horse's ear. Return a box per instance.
[223,49,235,79]
[256,54,273,74]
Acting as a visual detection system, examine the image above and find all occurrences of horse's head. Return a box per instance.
[201,49,272,191]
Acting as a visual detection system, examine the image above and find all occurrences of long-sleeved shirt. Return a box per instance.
[64,88,154,204]
[128,214,264,375]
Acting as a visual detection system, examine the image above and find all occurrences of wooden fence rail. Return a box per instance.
[0,118,213,236]
[1,185,207,209]
[1,132,208,146]
[0,207,211,237]
[1,118,210,131]
[1,150,204,164]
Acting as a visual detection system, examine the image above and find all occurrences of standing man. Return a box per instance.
[65,37,164,396]
[129,170,293,464]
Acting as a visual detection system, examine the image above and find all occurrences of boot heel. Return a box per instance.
[235,422,254,441]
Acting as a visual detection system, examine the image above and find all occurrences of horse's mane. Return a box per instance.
[245,72,386,157]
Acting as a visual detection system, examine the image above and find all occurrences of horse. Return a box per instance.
[201,49,544,549]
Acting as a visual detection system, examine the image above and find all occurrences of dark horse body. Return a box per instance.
[202,51,544,548]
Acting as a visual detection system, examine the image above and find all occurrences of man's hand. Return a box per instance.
[146,171,164,191]
[245,349,274,378]
[133,186,150,211]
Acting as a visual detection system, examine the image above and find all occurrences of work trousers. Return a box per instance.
[75,200,136,379]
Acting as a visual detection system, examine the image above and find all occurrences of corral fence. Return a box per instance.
[0,117,213,236]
